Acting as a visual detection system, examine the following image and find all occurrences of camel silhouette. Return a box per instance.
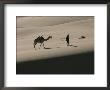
[33,36,52,49]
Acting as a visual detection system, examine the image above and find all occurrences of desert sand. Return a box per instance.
[16,16,94,62]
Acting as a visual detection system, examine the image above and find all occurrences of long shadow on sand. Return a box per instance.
[16,51,94,74]
[68,44,78,47]
[44,47,52,49]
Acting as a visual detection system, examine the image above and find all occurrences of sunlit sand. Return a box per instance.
[17,16,94,62]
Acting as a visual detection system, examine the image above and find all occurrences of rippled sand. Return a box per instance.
[16,16,94,62]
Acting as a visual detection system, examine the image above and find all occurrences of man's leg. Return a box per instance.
[67,40,69,46]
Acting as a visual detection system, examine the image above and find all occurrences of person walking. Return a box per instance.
[66,34,70,46]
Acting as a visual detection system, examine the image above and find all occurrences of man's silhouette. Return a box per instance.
[66,34,70,46]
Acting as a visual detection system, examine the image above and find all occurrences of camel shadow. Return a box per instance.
[44,47,52,49]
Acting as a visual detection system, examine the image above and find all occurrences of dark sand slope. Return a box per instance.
[16,51,94,74]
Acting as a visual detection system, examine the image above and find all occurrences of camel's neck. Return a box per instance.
[44,37,50,41]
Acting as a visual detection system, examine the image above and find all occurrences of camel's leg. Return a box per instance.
[38,43,42,49]
[40,43,42,47]
[33,42,37,50]
[42,43,45,48]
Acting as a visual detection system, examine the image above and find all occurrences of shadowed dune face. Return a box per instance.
[17,51,94,74]
[16,16,94,62]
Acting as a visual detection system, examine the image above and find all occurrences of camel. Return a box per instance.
[33,36,52,49]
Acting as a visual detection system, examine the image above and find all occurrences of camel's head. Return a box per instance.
[49,36,52,39]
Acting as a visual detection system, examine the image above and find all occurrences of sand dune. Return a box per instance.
[16,16,94,62]
[17,16,93,27]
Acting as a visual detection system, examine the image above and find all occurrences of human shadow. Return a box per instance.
[68,44,78,47]
[73,45,78,47]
